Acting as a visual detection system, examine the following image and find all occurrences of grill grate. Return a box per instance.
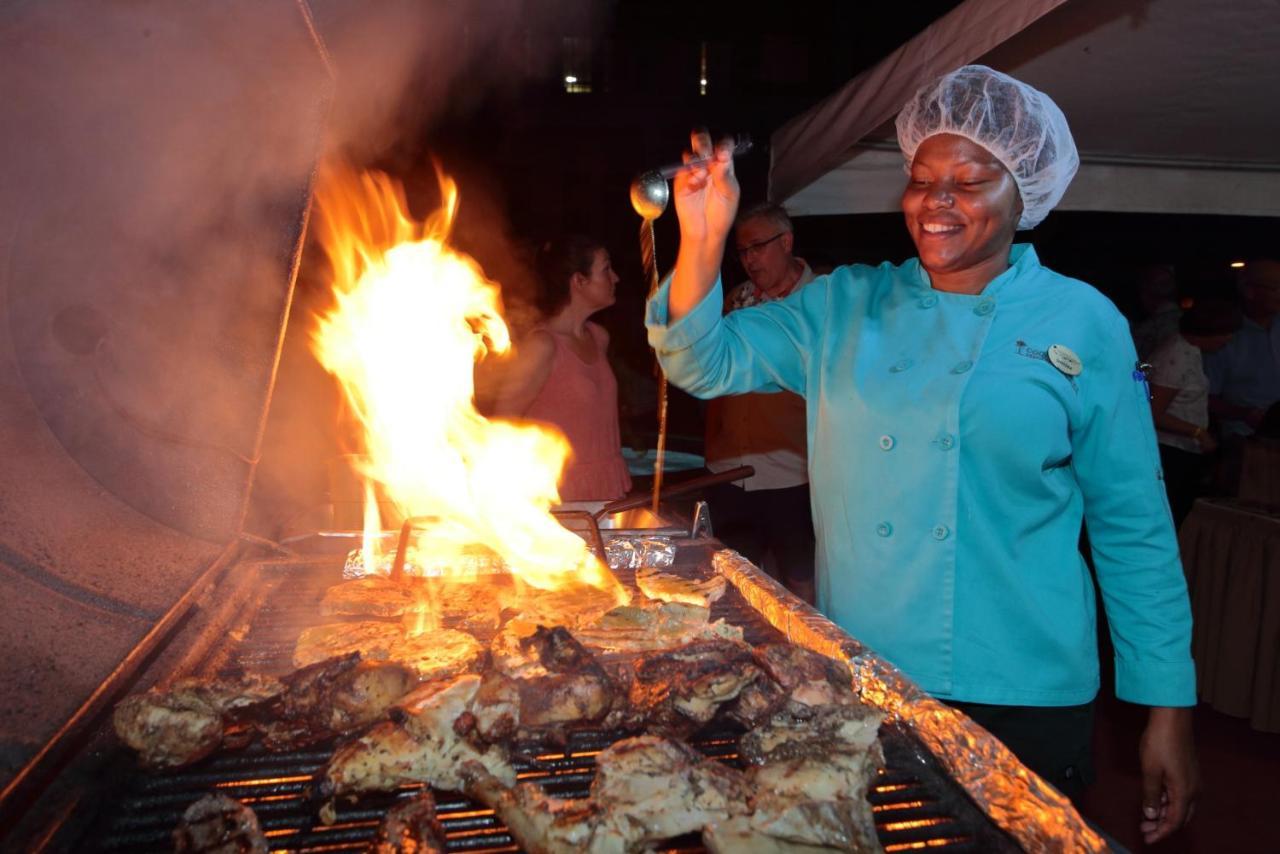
[78,551,1019,853]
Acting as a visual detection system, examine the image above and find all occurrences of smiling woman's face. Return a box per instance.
[901,134,1022,289]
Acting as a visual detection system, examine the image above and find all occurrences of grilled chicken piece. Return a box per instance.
[514,583,628,630]
[462,763,633,854]
[464,735,752,853]
[251,653,417,750]
[467,625,614,744]
[173,793,268,854]
[634,565,726,608]
[113,674,281,768]
[591,735,753,843]
[572,601,742,653]
[316,674,515,813]
[739,704,883,766]
[703,817,843,853]
[371,790,447,853]
[605,638,764,736]
[732,645,857,728]
[738,705,886,852]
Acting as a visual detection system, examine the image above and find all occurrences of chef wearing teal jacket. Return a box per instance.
[647,67,1198,844]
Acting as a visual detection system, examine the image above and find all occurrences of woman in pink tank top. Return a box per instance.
[492,235,632,501]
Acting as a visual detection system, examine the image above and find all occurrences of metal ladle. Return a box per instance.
[628,135,753,216]
[627,135,751,516]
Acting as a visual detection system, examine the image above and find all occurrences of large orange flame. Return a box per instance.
[309,163,623,600]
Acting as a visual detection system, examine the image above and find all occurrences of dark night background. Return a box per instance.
[317,0,1277,454]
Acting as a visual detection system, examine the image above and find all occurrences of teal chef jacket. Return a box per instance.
[647,245,1195,707]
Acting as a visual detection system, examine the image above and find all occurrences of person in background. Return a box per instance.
[1129,264,1182,360]
[492,234,632,501]
[1148,298,1241,527]
[1205,259,1280,439]
[704,202,817,603]
[646,66,1197,842]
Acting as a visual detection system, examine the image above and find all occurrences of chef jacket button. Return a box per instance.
[951,360,973,374]
[918,294,938,309]
[876,522,893,537]
[974,300,995,316]
[937,434,955,450]
[889,359,913,373]
[878,434,895,451]
[932,524,951,541]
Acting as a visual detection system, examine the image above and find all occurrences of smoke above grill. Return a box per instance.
[0,0,592,793]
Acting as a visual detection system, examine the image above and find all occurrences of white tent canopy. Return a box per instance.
[771,0,1280,219]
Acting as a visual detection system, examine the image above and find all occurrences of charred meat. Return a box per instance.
[371,790,447,854]
[249,653,416,750]
[738,705,886,852]
[113,674,280,768]
[467,625,615,744]
[605,638,764,736]
[172,793,267,854]
[316,674,515,811]
[732,644,858,728]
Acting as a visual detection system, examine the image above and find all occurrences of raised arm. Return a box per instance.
[669,130,740,323]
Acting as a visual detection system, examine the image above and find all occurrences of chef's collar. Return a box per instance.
[912,243,1039,299]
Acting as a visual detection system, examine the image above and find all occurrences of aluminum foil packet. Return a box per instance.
[604,536,676,570]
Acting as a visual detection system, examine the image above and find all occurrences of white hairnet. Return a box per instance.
[895,65,1079,230]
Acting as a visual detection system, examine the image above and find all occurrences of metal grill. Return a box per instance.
[70,550,1021,853]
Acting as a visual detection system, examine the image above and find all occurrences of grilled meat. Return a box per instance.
[748,757,883,852]
[591,735,753,843]
[250,653,416,750]
[468,625,614,744]
[732,645,857,728]
[462,764,630,854]
[173,793,267,854]
[605,638,764,736]
[316,674,515,811]
[634,565,726,608]
[463,734,752,853]
[514,582,627,630]
[738,705,886,852]
[371,790,447,853]
[113,674,281,768]
[739,704,883,766]
[572,601,742,653]
[703,817,843,853]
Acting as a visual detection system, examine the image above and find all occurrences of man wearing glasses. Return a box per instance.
[703,202,817,603]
